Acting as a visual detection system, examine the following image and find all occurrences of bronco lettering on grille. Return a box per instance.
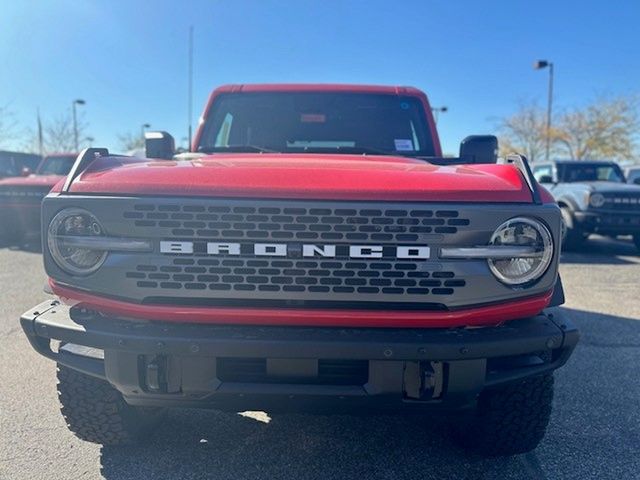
[159,241,431,260]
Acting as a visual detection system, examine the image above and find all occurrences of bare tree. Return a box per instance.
[0,104,18,148]
[26,111,91,153]
[554,95,639,161]
[497,102,554,163]
[117,130,145,151]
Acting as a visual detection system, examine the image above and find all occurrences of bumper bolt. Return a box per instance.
[459,347,468,354]
[418,347,426,355]
[118,339,126,347]
[190,344,200,353]
[546,338,556,349]
[383,349,393,357]
[156,341,165,348]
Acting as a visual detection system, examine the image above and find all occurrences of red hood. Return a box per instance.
[66,154,534,203]
[0,174,64,188]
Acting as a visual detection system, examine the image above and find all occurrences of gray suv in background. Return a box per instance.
[533,160,640,251]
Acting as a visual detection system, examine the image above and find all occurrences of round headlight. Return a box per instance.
[47,208,107,276]
[488,217,553,286]
[589,193,605,208]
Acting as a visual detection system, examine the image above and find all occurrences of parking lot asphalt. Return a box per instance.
[1,236,639,480]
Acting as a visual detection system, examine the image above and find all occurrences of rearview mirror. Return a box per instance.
[145,131,175,160]
[459,135,498,164]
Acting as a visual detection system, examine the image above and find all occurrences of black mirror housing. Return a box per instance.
[145,131,175,160]
[459,135,498,164]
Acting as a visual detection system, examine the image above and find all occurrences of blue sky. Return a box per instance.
[1,0,639,154]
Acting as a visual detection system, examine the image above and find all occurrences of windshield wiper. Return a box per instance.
[198,145,277,153]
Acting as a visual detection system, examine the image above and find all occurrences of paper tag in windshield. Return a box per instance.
[394,139,414,151]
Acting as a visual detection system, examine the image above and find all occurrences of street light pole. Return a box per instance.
[72,99,86,152]
[534,60,554,162]
[431,106,448,124]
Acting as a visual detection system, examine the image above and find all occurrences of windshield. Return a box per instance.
[37,155,76,175]
[558,163,625,183]
[197,92,435,156]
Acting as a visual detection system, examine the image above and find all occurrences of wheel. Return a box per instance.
[634,235,640,252]
[560,207,586,250]
[451,374,554,456]
[0,219,21,247]
[57,365,163,445]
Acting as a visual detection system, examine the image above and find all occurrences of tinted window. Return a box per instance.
[558,163,625,183]
[38,156,76,175]
[197,92,435,156]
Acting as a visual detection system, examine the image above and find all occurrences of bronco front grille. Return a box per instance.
[120,202,470,304]
[603,193,640,211]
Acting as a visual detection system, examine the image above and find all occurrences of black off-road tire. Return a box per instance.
[451,374,554,456]
[633,235,640,253]
[57,365,162,445]
[560,207,587,251]
[0,222,21,247]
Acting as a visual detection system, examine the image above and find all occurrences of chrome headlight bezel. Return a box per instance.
[47,208,108,276]
[487,217,554,286]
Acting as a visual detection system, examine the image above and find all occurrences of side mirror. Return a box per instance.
[21,167,32,177]
[459,135,498,164]
[145,131,175,160]
[538,174,554,184]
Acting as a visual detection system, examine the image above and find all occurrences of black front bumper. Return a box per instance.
[21,300,579,413]
[575,210,640,235]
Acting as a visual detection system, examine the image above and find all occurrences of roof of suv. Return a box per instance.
[213,84,424,95]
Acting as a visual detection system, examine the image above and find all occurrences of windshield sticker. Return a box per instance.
[300,113,326,123]
[394,139,414,151]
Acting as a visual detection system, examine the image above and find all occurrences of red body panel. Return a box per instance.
[51,280,553,329]
[69,154,533,203]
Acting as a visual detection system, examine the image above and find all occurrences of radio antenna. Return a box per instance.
[187,26,194,151]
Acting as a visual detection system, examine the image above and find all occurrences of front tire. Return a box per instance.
[560,207,586,250]
[451,375,554,456]
[57,365,162,445]
[634,235,640,253]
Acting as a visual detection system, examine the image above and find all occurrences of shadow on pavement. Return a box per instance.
[100,412,527,480]
[560,235,638,265]
[0,238,42,254]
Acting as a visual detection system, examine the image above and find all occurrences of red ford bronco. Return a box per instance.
[20,84,578,456]
[0,153,77,245]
